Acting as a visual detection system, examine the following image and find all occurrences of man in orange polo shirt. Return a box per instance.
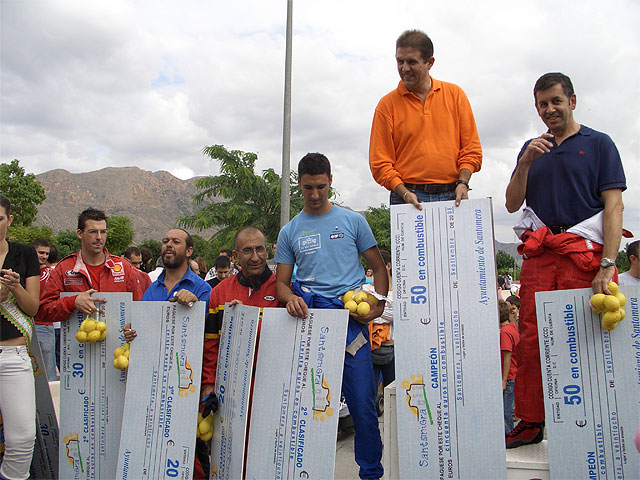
[369,29,482,207]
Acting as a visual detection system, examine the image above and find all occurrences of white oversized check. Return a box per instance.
[116,301,205,480]
[391,199,506,479]
[29,332,59,479]
[210,304,260,480]
[245,308,349,480]
[536,285,640,479]
[59,292,130,480]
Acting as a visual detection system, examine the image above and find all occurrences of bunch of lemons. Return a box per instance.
[75,318,107,343]
[196,412,214,442]
[343,290,378,317]
[113,343,130,370]
[590,281,626,331]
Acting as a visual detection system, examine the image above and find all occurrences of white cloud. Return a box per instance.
[1,0,638,243]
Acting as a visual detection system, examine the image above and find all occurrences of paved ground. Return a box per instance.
[334,413,385,479]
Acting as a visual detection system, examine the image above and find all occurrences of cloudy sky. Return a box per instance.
[1,0,638,244]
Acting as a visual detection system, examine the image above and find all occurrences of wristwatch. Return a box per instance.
[455,179,471,190]
[600,257,616,268]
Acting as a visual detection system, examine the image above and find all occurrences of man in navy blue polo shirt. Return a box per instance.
[505,72,626,448]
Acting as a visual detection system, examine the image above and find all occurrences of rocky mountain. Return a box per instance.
[495,240,522,266]
[33,166,523,260]
[34,167,217,242]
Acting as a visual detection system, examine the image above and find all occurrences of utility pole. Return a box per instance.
[280,0,293,228]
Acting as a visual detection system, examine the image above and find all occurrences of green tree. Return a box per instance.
[364,204,390,252]
[105,216,135,255]
[138,239,162,262]
[55,230,81,259]
[496,250,517,274]
[179,145,312,246]
[192,234,216,267]
[0,159,46,226]
[616,250,630,273]
[8,224,55,245]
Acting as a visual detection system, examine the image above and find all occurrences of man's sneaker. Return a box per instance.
[506,420,544,449]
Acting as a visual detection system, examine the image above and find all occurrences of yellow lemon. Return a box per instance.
[114,346,124,358]
[87,330,101,343]
[204,413,214,425]
[116,355,129,369]
[123,349,130,359]
[354,292,368,303]
[590,293,606,312]
[607,281,618,295]
[96,321,107,332]
[601,317,618,331]
[343,291,355,303]
[113,358,120,369]
[366,293,379,306]
[602,310,621,324]
[199,421,210,436]
[123,342,130,350]
[76,330,88,343]
[83,320,97,333]
[200,430,213,442]
[615,293,626,308]
[603,295,620,312]
[344,300,358,313]
[99,331,107,341]
[618,308,625,321]
[356,301,370,317]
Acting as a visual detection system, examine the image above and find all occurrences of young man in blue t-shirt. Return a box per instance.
[275,153,389,480]
[505,72,626,448]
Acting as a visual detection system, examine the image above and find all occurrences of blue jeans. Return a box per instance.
[34,324,57,381]
[55,327,61,371]
[503,379,515,433]
[390,189,456,205]
[342,319,384,479]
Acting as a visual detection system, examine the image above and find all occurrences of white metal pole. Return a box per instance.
[280,0,293,229]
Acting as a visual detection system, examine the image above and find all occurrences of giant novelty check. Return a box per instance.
[391,200,506,479]
[59,292,131,480]
[29,332,59,479]
[536,286,640,479]
[245,308,349,480]
[116,301,205,480]
[210,304,260,480]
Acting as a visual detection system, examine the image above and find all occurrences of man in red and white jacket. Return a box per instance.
[36,208,142,324]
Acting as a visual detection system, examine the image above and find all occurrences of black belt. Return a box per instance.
[548,225,572,235]
[405,182,457,194]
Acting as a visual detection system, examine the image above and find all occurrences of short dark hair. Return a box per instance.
[78,208,107,230]
[233,226,266,250]
[31,238,50,249]
[0,194,11,217]
[140,248,152,264]
[626,240,640,261]
[298,153,331,178]
[379,250,391,266]
[396,29,434,62]
[220,248,233,257]
[48,244,58,264]
[506,295,521,309]
[214,255,231,269]
[123,246,141,260]
[499,301,511,324]
[534,72,574,101]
